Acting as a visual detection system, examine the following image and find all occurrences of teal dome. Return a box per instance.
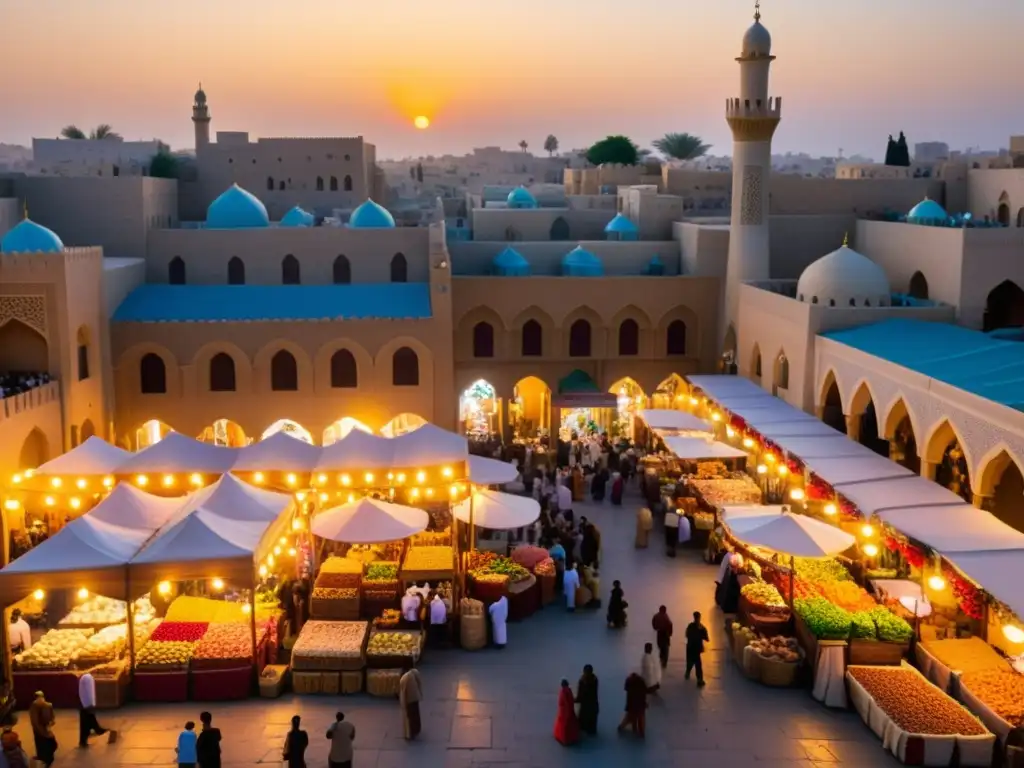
[1,218,64,254]
[206,184,269,229]
[348,199,395,229]
[561,246,603,277]
[907,198,948,224]
[507,186,538,209]
[280,206,314,227]
[493,247,530,276]
[646,254,665,275]
[605,213,638,234]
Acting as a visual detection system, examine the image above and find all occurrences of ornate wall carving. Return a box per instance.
[739,166,764,226]
[0,295,47,337]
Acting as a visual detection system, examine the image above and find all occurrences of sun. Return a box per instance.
[413,116,430,130]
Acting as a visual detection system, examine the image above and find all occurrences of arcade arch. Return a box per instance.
[381,413,426,438]
[750,343,762,380]
[511,376,551,440]
[322,417,372,446]
[198,418,248,447]
[651,374,687,410]
[977,449,1024,533]
[261,419,313,444]
[137,419,173,450]
[983,280,1024,332]
[18,428,50,470]
[818,370,845,434]
[925,419,972,502]
[459,379,499,437]
[609,377,646,440]
[0,319,48,373]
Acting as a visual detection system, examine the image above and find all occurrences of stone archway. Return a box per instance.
[0,319,48,373]
[18,428,49,470]
[511,376,551,439]
[750,343,762,381]
[818,371,845,434]
[983,280,1024,331]
[198,419,248,447]
[80,419,96,442]
[849,383,887,456]
[925,419,972,502]
[978,449,1024,533]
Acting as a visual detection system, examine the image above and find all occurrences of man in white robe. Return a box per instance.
[641,642,662,693]
[488,595,509,648]
[563,564,581,612]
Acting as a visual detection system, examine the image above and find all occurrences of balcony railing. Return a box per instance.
[0,380,61,422]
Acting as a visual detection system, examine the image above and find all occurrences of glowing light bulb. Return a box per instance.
[689,397,698,406]
[449,485,458,497]
[76,478,87,490]
[190,473,203,487]
[288,547,297,557]
[267,554,275,567]
[136,474,149,487]
[397,473,406,484]
[44,496,55,506]
[711,413,722,422]
[286,473,297,486]
[317,473,327,485]
[50,477,62,488]
[258,565,268,577]
[340,474,351,486]
[319,493,328,502]
[410,488,420,499]
[416,471,426,483]
[1002,624,1024,644]
[756,465,767,475]
[777,465,788,477]
[442,466,453,478]
[743,438,754,448]
[426,488,434,498]
[824,503,837,516]
[274,546,282,556]
[863,543,879,557]
[32,589,45,600]
[292,518,303,531]
[387,472,394,482]
[347,493,355,503]
[765,454,776,463]
[102,476,114,488]
[211,578,224,591]
[296,491,307,502]
[158,580,171,595]
[3,500,19,511]
[77,587,89,600]
[364,472,374,484]
[789,488,805,501]
[861,524,874,538]
[726,427,735,438]
[24,470,34,478]
[163,474,175,487]
[11,474,21,484]
[70,497,81,510]
[928,575,946,591]
[279,536,287,545]
[253,472,265,484]
[241,603,252,615]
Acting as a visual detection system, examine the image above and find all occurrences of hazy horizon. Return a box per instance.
[3,0,1021,160]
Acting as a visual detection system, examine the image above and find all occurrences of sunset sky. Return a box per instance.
[3,0,1021,160]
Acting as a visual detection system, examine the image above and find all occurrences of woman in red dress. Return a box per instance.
[553,679,580,746]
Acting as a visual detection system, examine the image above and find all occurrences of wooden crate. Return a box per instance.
[311,595,361,621]
[366,668,402,698]
[258,665,289,698]
[340,670,363,694]
[848,639,907,667]
[292,670,322,695]
[321,672,340,695]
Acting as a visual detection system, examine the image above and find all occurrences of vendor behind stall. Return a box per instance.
[8,610,31,653]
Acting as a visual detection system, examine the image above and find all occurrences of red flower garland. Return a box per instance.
[942,565,984,620]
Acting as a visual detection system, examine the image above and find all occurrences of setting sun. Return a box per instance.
[414,115,430,130]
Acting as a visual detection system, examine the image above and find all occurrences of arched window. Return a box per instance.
[282,254,300,285]
[267,176,274,191]
[330,176,338,192]
[521,320,542,356]
[209,352,236,392]
[227,257,245,285]
[330,349,358,388]
[279,181,286,191]
[549,217,570,241]
[343,175,353,192]
[391,253,407,283]
[270,350,298,391]
[140,353,167,394]
[666,320,687,355]
[569,319,591,357]
[76,327,90,381]
[168,257,185,285]
[473,322,494,358]
[316,176,324,191]
[618,319,639,356]
[333,255,351,284]
[392,347,419,386]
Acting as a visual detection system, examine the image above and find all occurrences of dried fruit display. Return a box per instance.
[510,546,550,570]
[136,640,196,668]
[794,557,852,584]
[848,666,988,735]
[312,587,358,600]
[696,461,729,480]
[150,621,209,643]
[740,582,786,610]
[14,628,93,670]
[291,621,368,662]
[321,557,364,574]
[533,558,556,576]
[402,546,454,574]
[749,635,802,664]
[919,638,1009,675]
[465,551,498,572]
[373,610,401,628]
[960,668,1024,726]
[691,478,761,507]
[367,631,420,657]
[472,573,509,585]
[193,623,253,661]
[59,595,155,626]
[817,581,877,613]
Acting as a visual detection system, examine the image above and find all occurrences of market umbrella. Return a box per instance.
[312,497,429,543]
[468,456,518,486]
[452,489,539,529]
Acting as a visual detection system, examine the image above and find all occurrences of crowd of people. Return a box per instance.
[0,371,51,401]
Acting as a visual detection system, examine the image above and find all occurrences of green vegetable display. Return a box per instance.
[870,606,914,643]
[471,556,530,583]
[794,597,851,640]
[365,563,398,581]
[850,611,877,639]
[794,557,852,584]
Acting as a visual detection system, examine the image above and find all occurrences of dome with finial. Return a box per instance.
[506,186,538,209]
[907,197,949,225]
[1,215,64,254]
[280,206,314,228]
[206,184,270,229]
[348,199,396,229]
[742,1,772,58]
[605,213,639,240]
[561,246,604,277]
[796,235,890,308]
[493,247,530,276]
[194,83,207,105]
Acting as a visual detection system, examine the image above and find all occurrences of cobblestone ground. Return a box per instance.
[36,489,895,767]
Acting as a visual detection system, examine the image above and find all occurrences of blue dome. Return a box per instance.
[348,199,395,229]
[646,254,665,276]
[605,213,638,234]
[280,206,314,227]
[1,218,64,254]
[907,198,948,224]
[506,186,537,209]
[493,246,530,276]
[561,246,603,277]
[206,184,270,229]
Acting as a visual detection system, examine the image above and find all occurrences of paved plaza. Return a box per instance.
[34,491,894,767]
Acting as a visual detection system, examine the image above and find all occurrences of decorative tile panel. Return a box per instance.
[0,295,47,336]
[739,166,764,226]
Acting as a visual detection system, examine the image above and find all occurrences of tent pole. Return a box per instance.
[249,584,258,672]
[126,575,136,683]
[469,488,476,553]
[789,554,795,607]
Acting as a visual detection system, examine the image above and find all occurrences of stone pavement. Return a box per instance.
[35,491,896,767]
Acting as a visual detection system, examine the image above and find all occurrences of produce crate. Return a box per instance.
[191,665,253,701]
[133,670,189,702]
[508,576,539,621]
[321,672,340,695]
[290,621,369,672]
[460,613,487,651]
[759,656,799,687]
[793,614,820,665]
[848,639,908,667]
[537,573,556,606]
[340,670,364,694]
[366,668,402,698]
[366,630,422,670]
[311,594,361,621]
[470,575,509,603]
[292,670,322,695]
[258,664,289,698]
[93,665,129,710]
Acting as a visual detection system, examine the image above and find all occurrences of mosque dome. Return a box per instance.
[561,245,604,277]
[507,186,538,209]
[493,246,530,276]
[604,213,638,235]
[796,239,890,308]
[1,218,64,254]
[907,197,949,225]
[280,206,314,228]
[742,17,772,58]
[348,199,396,229]
[206,184,270,229]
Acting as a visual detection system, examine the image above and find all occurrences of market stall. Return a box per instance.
[115,432,241,494]
[468,456,519,486]
[637,409,712,433]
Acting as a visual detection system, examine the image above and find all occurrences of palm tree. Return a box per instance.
[544,135,559,157]
[60,124,122,140]
[518,140,528,153]
[652,132,711,161]
[61,125,86,140]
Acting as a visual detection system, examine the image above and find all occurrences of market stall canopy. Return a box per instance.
[836,476,965,516]
[877,504,1024,553]
[722,504,787,520]
[722,405,821,426]
[554,369,617,408]
[662,436,748,460]
[755,421,842,439]
[452,489,540,529]
[33,436,131,476]
[638,409,711,432]
[232,431,321,472]
[728,512,856,557]
[117,431,240,475]
[131,509,284,569]
[177,473,293,522]
[391,423,468,468]
[803,455,914,486]
[469,455,518,485]
[773,436,871,460]
[943,550,1024,625]
[87,481,184,529]
[312,497,429,543]
[315,429,398,471]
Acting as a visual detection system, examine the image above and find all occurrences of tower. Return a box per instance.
[723,2,781,341]
[192,83,211,151]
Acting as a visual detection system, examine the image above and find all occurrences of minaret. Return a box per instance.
[192,83,211,151]
[723,1,781,337]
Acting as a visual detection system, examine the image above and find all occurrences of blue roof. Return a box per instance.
[206,184,270,229]
[604,213,638,234]
[823,318,1024,411]
[907,198,948,223]
[113,284,432,323]
[280,206,314,227]
[493,247,530,276]
[1,218,64,254]
[506,187,537,208]
[348,200,395,229]
[561,246,604,277]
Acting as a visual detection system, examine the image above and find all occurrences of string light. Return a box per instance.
[777,465,788,477]
[77,587,89,600]
[410,488,421,499]
[347,493,355,504]
[317,474,327,485]
[863,543,879,558]
[861,524,875,538]
[190,473,203,487]
[340,474,351,486]
[24,470,34,478]
[253,472,265,484]
[789,489,805,501]
[387,472,394,482]
[1003,624,1024,644]
[158,581,172,595]
[292,518,304,531]
[288,547,297,557]
[711,413,722,422]
[364,472,374,484]
[258,565,268,577]
[211,578,224,591]
[743,438,754,448]
[765,454,776,463]
[11,474,21,484]
[44,496,55,506]
[102,476,114,488]
[267,554,275,567]
[296,491,307,502]
[756,465,767,475]
[824,503,837,516]
[416,471,426,483]
[274,546,282,556]
[162,474,175,487]
[442,466,453,478]
[397,473,407,484]
[689,397,699,406]
[136,475,149,487]
[279,536,287,545]
[76,478,87,490]
[241,603,252,615]
[319,493,328,502]
[426,488,434,498]
[726,427,735,438]
[449,485,458,497]
[50,477,62,488]
[4,500,20,511]
[70,497,82,510]
[286,473,297,487]
[32,589,45,600]
[928,575,946,591]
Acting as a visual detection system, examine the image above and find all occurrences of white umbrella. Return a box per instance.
[468,456,518,485]
[452,489,539,529]
[312,497,429,543]
[731,512,855,557]
[722,504,786,531]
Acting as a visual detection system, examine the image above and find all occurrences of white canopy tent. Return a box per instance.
[728,512,857,558]
[802,455,914,486]
[773,436,873,459]
[131,510,286,568]
[687,375,766,399]
[877,504,1024,554]
[722,504,787,521]
[836,476,965,516]
[944,550,1024,626]
[177,473,293,523]
[391,423,468,467]
[662,436,748,460]
[33,436,131,476]
[312,497,429,543]
[468,456,518,485]
[453,489,540,529]
[638,409,711,432]
[117,431,240,475]
[756,421,843,439]
[315,430,395,471]
[87,482,185,530]
[233,431,321,472]
[724,406,821,426]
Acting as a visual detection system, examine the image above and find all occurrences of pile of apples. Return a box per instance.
[193,623,253,661]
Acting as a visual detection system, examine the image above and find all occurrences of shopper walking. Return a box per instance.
[196,711,221,768]
[575,665,599,736]
[685,611,710,687]
[326,712,355,768]
[616,673,648,738]
[282,715,308,768]
[552,680,579,746]
[563,564,581,612]
[488,595,509,648]
[28,690,56,767]
[651,606,674,668]
[0,728,30,768]
[175,721,197,768]
[640,643,662,693]
[664,508,680,558]
[77,672,113,747]
[399,668,423,740]
[606,581,627,628]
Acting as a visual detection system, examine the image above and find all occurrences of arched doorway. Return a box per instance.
[18,428,49,470]
[908,271,929,300]
[381,413,426,438]
[80,419,96,442]
[926,420,972,502]
[997,200,1010,227]
[721,326,738,374]
[750,343,762,381]
[323,417,372,446]
[983,280,1024,331]
[850,384,887,456]
[511,376,551,440]
[771,351,789,396]
[609,377,646,441]
[136,419,173,450]
[549,217,570,241]
[0,320,48,373]
[261,419,313,444]
[819,372,846,434]
[979,450,1024,533]
[198,418,248,447]
[887,409,920,475]
[651,374,687,410]
[459,380,499,438]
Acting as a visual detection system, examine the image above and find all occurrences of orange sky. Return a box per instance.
[3,0,1021,158]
